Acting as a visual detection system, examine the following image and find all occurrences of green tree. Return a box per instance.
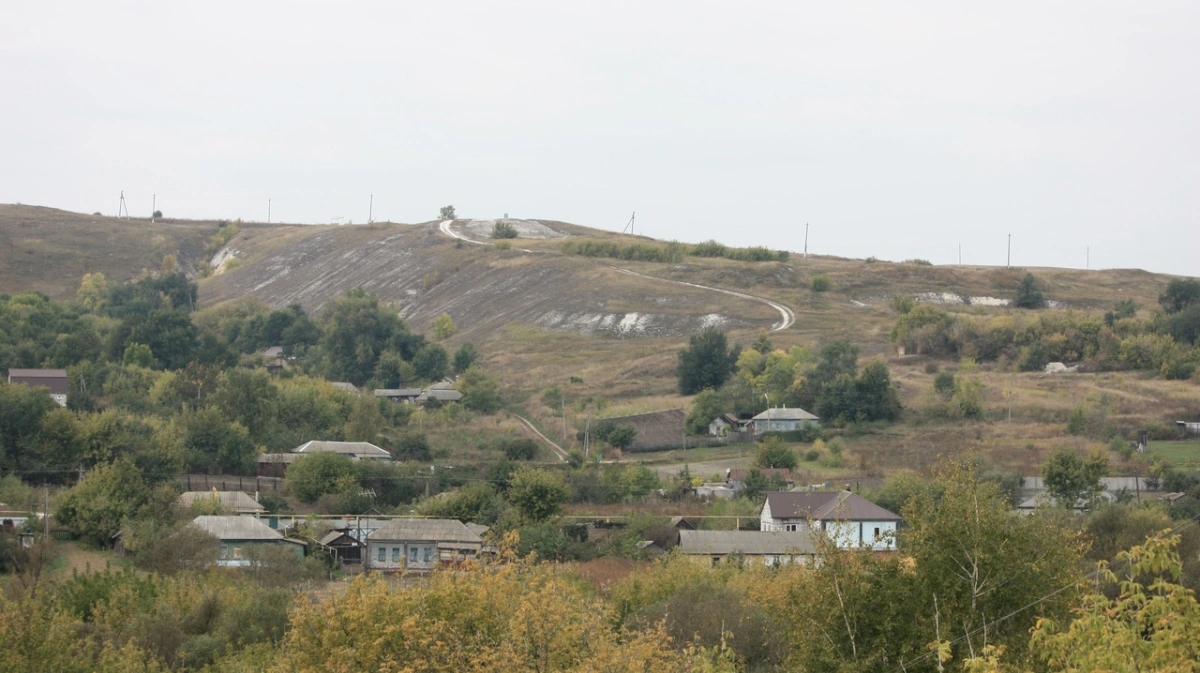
[211,367,279,446]
[933,370,956,400]
[0,382,58,470]
[1066,404,1088,435]
[122,342,155,368]
[285,452,359,503]
[1014,273,1046,309]
[344,395,387,442]
[318,288,424,385]
[439,205,456,220]
[420,481,508,524]
[1030,533,1200,672]
[391,430,432,461]
[741,468,768,500]
[412,344,449,381]
[754,437,797,469]
[1158,277,1200,313]
[182,406,257,474]
[502,438,539,461]
[373,350,414,389]
[853,361,902,422]
[77,272,109,312]
[606,426,637,451]
[686,389,726,435]
[452,342,480,373]
[432,313,457,340]
[677,328,738,395]
[507,467,570,522]
[55,459,150,546]
[458,365,502,413]
[1042,447,1107,508]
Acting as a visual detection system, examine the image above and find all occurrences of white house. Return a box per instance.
[366,518,483,571]
[760,491,901,551]
[750,407,819,434]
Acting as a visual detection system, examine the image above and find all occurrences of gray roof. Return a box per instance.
[417,389,463,402]
[293,441,391,458]
[191,515,294,542]
[679,530,816,556]
[765,491,902,522]
[370,518,483,545]
[263,346,284,358]
[257,452,300,464]
[375,388,424,398]
[465,522,490,537]
[751,407,819,422]
[179,491,265,514]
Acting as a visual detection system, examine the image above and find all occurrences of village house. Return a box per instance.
[178,490,266,515]
[727,467,794,492]
[366,518,483,571]
[262,346,286,371]
[678,529,817,567]
[750,406,819,434]
[7,368,68,406]
[256,453,299,478]
[375,388,424,403]
[189,515,305,566]
[760,491,901,551]
[292,440,392,460]
[707,414,752,437]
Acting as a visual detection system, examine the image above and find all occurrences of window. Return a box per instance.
[784,523,798,532]
[378,547,386,563]
[392,547,401,563]
[232,547,243,560]
[408,547,418,563]
[423,547,433,564]
[220,545,229,559]
[874,527,881,539]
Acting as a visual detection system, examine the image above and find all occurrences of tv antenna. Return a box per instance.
[117,191,129,219]
[621,211,635,235]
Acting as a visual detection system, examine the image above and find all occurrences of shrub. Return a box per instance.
[502,438,539,461]
[810,274,833,292]
[491,221,518,239]
[439,205,456,219]
[1014,273,1046,309]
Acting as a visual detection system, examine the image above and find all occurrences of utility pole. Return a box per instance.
[118,191,129,218]
[368,194,373,224]
[1007,234,1011,268]
[151,194,156,222]
[561,395,568,446]
[804,223,809,259]
[1086,246,1090,270]
[958,244,961,265]
[268,199,271,224]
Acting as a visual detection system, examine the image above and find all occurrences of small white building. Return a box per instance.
[366,518,483,571]
[750,407,819,434]
[760,491,900,551]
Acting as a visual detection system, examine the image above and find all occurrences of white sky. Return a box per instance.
[2,1,1197,276]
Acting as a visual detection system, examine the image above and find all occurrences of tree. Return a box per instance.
[1158,277,1200,313]
[344,395,387,442]
[77,272,109,311]
[853,360,902,422]
[286,452,359,503]
[741,468,769,500]
[439,205,456,219]
[182,406,257,474]
[677,328,738,395]
[210,367,279,446]
[607,426,637,451]
[453,342,480,373]
[318,288,424,385]
[686,389,726,435]
[458,365,502,413]
[507,467,570,522]
[55,459,150,546]
[1042,447,1107,508]
[122,342,155,368]
[502,438,539,461]
[391,430,432,462]
[1030,533,1200,672]
[0,382,58,470]
[755,437,797,469]
[1014,273,1046,309]
[412,344,449,381]
[432,313,457,340]
[933,370,956,400]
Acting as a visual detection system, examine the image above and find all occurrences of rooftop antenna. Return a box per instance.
[118,191,129,219]
[622,211,635,235]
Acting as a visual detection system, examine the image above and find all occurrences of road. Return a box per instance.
[437,219,796,332]
[511,413,569,462]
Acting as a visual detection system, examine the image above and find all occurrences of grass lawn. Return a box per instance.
[1149,441,1200,467]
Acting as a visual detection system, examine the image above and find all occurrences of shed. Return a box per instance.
[179,491,265,515]
[7,368,68,406]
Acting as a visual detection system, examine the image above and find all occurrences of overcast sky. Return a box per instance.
[2,2,1197,276]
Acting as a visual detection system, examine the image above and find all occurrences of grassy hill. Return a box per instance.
[2,204,1197,478]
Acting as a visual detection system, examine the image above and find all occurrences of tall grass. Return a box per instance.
[561,239,788,264]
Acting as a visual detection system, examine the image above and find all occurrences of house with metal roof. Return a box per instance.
[7,368,68,406]
[366,518,483,571]
[292,440,392,460]
[750,406,819,434]
[678,530,817,567]
[189,515,305,566]
[760,491,901,551]
[179,491,266,515]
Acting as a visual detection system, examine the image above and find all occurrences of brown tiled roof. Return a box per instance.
[765,491,901,521]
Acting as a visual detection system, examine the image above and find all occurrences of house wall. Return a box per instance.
[366,540,453,570]
[681,552,816,568]
[760,514,897,551]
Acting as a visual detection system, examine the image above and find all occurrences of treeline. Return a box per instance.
[561,238,789,264]
[9,457,1200,670]
[681,329,902,430]
[0,271,498,478]
[889,278,1200,379]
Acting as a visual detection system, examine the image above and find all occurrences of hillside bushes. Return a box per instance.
[561,238,788,264]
